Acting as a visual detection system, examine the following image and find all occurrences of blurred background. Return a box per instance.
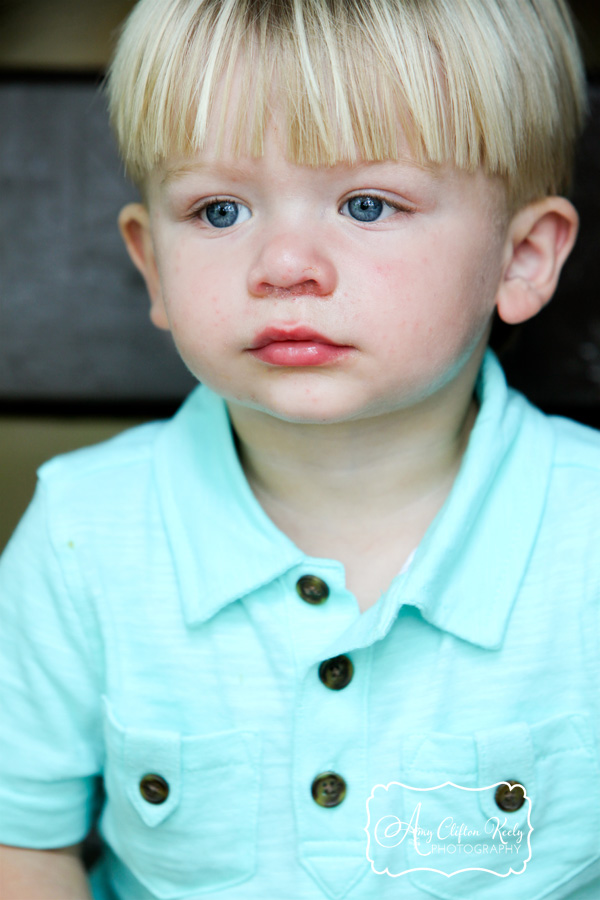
[1,0,599,551]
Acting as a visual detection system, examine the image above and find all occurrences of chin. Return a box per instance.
[257,402,356,425]
[238,388,368,425]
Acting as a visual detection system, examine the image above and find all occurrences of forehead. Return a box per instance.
[157,107,436,185]
[152,62,449,191]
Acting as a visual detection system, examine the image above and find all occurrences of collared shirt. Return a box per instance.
[0,350,599,900]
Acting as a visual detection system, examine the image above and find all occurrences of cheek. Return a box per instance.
[417,227,503,321]
[159,250,236,338]
[363,230,502,362]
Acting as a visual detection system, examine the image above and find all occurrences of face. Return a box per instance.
[125,120,512,425]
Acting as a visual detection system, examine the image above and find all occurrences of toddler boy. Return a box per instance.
[1,1,599,898]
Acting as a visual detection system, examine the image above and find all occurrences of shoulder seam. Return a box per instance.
[37,422,162,484]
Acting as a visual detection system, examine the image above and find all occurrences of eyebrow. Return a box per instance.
[355,157,441,178]
[160,154,441,189]
[160,159,256,187]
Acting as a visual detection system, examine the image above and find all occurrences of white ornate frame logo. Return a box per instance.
[365,781,533,878]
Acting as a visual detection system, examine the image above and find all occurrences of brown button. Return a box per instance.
[319,656,354,690]
[311,772,347,807]
[139,774,170,804]
[296,575,330,605]
[495,781,526,812]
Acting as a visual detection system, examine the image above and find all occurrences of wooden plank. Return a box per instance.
[0,78,196,405]
[0,77,598,424]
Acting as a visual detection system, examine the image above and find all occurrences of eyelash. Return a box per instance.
[187,196,248,226]
[187,193,414,227]
[343,194,414,220]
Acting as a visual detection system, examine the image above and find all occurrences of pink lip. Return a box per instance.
[248,326,354,367]
[249,326,340,349]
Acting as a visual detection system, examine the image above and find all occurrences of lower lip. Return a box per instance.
[249,341,352,366]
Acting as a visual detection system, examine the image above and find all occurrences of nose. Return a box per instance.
[247,231,338,297]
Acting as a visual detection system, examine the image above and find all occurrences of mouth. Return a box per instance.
[249,326,344,349]
[247,326,354,367]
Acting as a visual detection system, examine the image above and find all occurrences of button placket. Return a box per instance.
[293,635,372,898]
[290,567,358,671]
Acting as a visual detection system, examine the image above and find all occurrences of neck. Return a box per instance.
[226,359,482,534]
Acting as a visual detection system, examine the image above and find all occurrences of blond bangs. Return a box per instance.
[107,0,587,210]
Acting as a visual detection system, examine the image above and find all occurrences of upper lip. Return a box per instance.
[249,326,345,350]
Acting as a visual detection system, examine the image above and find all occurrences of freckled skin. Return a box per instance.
[135,120,511,427]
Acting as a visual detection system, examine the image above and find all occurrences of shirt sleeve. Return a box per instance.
[0,478,103,848]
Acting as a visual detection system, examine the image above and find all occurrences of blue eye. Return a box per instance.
[201,200,251,228]
[342,194,407,223]
[347,195,384,222]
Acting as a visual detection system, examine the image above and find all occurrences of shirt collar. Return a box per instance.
[153,350,555,649]
[386,350,555,650]
[153,386,305,626]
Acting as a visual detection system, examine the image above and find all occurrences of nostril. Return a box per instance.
[293,280,320,294]
[253,280,323,298]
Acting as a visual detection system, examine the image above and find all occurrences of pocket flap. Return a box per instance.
[124,726,181,827]
[474,721,534,824]
[102,696,181,827]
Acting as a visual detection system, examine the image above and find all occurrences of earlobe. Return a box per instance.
[118,202,170,331]
[496,197,579,325]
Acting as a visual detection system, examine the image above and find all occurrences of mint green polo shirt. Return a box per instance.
[0,350,599,900]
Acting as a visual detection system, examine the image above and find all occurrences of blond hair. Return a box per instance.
[106,0,587,210]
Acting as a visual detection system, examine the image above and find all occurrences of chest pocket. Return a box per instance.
[100,696,261,898]
[399,713,600,900]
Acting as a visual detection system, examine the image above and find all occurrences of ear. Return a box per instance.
[118,202,169,331]
[496,197,579,325]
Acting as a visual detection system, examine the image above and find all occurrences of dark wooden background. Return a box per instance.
[0,19,599,425]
